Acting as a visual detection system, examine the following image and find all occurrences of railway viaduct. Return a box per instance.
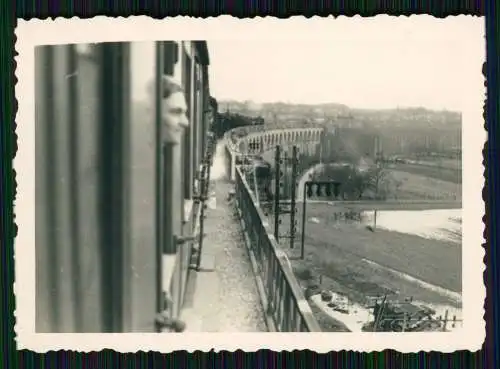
[224,125,462,211]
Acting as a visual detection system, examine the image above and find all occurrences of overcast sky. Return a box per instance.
[207,16,485,112]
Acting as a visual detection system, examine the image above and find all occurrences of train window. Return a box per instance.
[159,41,188,224]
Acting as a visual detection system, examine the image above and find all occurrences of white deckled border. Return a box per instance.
[14,16,485,353]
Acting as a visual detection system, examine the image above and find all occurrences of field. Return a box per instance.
[267,202,462,331]
[387,170,462,201]
[391,162,462,184]
[261,148,462,201]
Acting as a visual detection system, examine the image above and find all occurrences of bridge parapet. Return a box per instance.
[233,165,322,332]
[224,125,324,180]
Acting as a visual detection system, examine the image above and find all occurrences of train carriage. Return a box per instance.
[35,41,215,332]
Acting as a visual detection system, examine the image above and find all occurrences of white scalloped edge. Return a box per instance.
[13,14,486,353]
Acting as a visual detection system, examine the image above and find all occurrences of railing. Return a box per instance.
[228,127,322,151]
[234,165,321,332]
[221,123,322,331]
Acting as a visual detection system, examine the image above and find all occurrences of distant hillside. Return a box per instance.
[217,100,461,129]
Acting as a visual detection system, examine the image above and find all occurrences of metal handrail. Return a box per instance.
[234,165,321,332]
[221,123,324,331]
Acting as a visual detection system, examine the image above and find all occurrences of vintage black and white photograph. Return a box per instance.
[15,16,485,352]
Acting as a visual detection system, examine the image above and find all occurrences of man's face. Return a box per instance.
[207,108,214,126]
[163,91,188,129]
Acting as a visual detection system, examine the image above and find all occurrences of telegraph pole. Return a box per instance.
[289,146,299,249]
[274,145,282,241]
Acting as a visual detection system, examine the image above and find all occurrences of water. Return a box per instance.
[297,163,462,244]
[362,208,462,243]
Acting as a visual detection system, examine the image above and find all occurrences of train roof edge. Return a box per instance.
[194,41,210,66]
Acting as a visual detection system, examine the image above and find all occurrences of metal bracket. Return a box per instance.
[174,235,197,245]
[193,195,208,202]
[195,171,204,181]
[174,233,206,245]
[155,313,186,332]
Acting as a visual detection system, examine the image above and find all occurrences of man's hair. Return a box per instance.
[161,75,184,99]
[209,96,218,112]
